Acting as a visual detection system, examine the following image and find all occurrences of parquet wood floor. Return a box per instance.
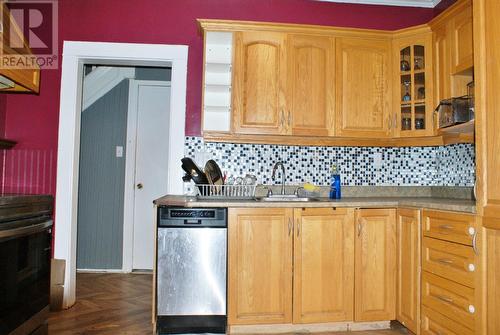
[48,273,153,335]
[48,273,409,335]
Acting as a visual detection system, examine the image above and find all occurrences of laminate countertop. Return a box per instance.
[154,195,476,214]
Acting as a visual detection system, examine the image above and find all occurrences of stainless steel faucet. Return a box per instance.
[272,161,286,195]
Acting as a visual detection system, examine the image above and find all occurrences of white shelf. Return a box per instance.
[203,31,233,133]
[438,119,475,135]
[205,63,232,85]
[203,109,231,131]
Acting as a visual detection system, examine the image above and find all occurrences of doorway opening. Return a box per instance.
[76,65,171,273]
[54,42,188,308]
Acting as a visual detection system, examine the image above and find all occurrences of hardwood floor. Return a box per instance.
[49,273,153,334]
[48,273,409,335]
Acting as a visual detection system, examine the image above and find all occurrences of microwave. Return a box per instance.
[435,96,474,129]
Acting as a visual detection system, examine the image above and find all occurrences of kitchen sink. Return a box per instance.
[255,195,320,202]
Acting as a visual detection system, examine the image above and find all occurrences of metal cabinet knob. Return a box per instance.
[137,183,143,189]
[468,305,476,314]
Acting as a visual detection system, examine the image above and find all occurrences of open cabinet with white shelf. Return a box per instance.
[203,31,233,132]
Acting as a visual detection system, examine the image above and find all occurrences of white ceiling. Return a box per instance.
[315,0,442,8]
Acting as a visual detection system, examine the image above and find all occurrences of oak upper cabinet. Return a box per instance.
[396,208,420,334]
[355,208,396,321]
[232,31,287,135]
[393,31,434,137]
[335,37,392,138]
[451,2,473,74]
[430,0,473,105]
[0,3,40,93]
[293,208,354,323]
[287,34,335,137]
[228,208,293,325]
[432,23,451,107]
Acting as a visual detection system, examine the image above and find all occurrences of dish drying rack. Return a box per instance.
[195,184,256,200]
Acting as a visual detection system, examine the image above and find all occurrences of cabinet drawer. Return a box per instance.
[422,210,476,245]
[422,272,475,331]
[421,306,473,335]
[422,237,476,288]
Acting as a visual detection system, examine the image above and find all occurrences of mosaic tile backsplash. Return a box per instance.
[184,137,475,187]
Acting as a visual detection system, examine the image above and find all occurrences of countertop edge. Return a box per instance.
[154,196,476,214]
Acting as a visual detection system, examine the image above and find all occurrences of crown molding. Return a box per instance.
[315,0,442,8]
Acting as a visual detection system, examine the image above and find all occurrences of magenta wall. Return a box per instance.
[3,0,448,195]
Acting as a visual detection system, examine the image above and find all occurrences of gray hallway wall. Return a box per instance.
[77,79,129,270]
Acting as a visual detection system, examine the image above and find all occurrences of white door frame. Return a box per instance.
[122,80,171,272]
[55,41,188,308]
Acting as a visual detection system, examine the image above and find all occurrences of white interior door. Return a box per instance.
[131,82,171,270]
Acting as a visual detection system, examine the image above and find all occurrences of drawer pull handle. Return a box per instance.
[468,227,476,235]
[437,258,454,265]
[472,231,479,255]
[436,295,454,304]
[288,219,292,236]
[468,304,475,314]
[468,263,476,272]
[438,224,454,230]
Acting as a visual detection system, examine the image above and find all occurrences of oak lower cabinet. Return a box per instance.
[228,207,398,326]
[486,229,500,334]
[354,209,397,321]
[293,208,354,323]
[421,210,478,335]
[228,208,293,325]
[335,38,392,138]
[396,208,420,334]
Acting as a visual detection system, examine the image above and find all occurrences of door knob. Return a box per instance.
[137,183,143,189]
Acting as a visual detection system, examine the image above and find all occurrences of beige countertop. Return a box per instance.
[154,195,476,213]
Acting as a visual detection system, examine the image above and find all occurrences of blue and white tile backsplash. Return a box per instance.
[184,137,475,187]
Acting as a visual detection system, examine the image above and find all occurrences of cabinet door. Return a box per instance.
[287,35,335,137]
[487,229,500,334]
[0,4,40,93]
[474,0,500,227]
[335,38,392,138]
[451,3,473,74]
[293,208,354,323]
[433,24,451,106]
[393,34,434,138]
[355,208,396,321]
[228,208,293,325]
[396,208,420,334]
[232,31,287,135]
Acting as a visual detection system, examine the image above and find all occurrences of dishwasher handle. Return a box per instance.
[184,219,202,225]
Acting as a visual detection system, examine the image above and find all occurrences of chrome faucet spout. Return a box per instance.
[272,162,286,195]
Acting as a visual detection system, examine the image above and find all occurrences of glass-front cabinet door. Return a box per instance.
[393,33,433,137]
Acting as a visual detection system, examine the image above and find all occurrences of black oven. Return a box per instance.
[0,195,53,335]
[0,218,52,335]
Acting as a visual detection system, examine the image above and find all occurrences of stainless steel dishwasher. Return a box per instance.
[156,207,227,334]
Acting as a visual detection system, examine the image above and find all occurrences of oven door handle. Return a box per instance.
[0,219,53,239]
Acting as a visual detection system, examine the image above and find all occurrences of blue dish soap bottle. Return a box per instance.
[329,164,341,199]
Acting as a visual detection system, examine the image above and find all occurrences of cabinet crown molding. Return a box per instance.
[315,0,440,8]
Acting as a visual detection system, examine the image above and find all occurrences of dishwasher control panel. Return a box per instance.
[158,207,227,228]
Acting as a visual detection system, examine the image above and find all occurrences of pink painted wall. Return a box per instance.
[2,0,454,195]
